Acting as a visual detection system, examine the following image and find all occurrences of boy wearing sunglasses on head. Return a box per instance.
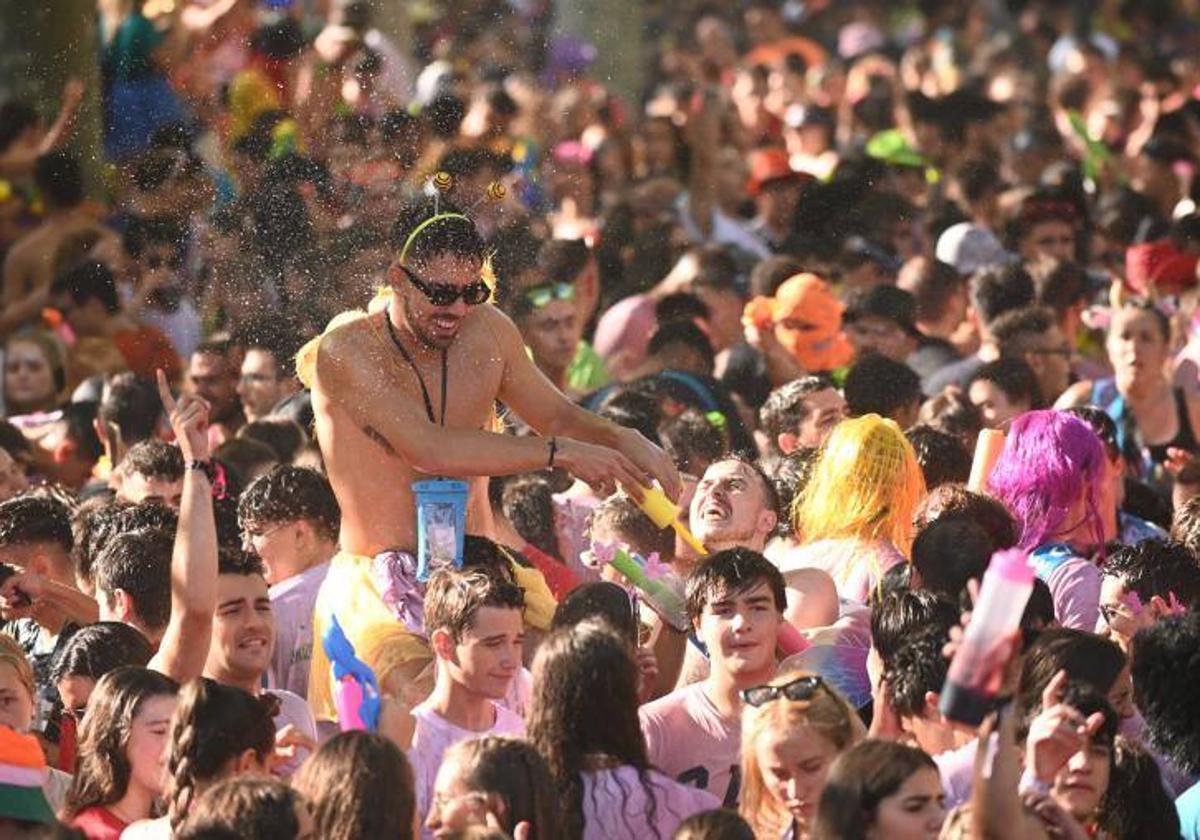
[303,198,680,726]
[639,547,785,807]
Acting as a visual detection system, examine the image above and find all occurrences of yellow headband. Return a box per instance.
[399,212,469,264]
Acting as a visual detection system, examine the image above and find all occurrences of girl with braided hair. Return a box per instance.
[64,667,179,840]
[122,678,277,838]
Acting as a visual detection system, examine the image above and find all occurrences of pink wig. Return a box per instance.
[987,410,1106,552]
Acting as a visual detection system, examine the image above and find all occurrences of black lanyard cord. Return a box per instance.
[384,306,448,427]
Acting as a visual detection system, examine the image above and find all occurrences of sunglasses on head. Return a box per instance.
[524,281,576,308]
[742,674,826,708]
[403,265,490,307]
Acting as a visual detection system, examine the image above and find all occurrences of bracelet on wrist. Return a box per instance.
[547,437,558,469]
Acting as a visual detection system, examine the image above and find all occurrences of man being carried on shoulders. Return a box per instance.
[304,198,678,724]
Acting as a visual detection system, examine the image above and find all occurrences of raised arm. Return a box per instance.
[148,370,218,682]
[315,319,655,497]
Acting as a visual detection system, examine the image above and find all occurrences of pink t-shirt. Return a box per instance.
[268,561,330,699]
[409,701,525,835]
[639,683,741,807]
[581,765,720,840]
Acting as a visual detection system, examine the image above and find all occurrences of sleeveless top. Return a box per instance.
[1090,378,1199,481]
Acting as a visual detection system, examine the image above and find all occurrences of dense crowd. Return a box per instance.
[4,0,1200,838]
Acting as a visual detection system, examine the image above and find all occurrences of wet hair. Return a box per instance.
[238,466,340,544]
[1097,736,1181,840]
[292,731,416,840]
[424,567,524,642]
[52,260,120,314]
[758,376,835,457]
[870,590,960,668]
[500,475,559,560]
[390,198,484,267]
[92,528,173,632]
[967,263,1035,326]
[217,547,266,579]
[988,411,1106,551]
[165,679,279,830]
[527,620,659,840]
[740,670,865,838]
[177,777,303,840]
[1104,538,1200,609]
[685,547,786,623]
[98,374,162,447]
[1131,612,1200,774]
[588,493,674,563]
[0,495,72,552]
[843,356,922,421]
[64,667,179,818]
[551,582,638,647]
[884,621,956,718]
[811,740,937,840]
[911,514,994,601]
[659,410,725,476]
[34,151,83,207]
[121,440,184,484]
[1017,628,1126,729]
[50,621,154,685]
[441,736,562,840]
[904,425,970,490]
[912,483,1018,550]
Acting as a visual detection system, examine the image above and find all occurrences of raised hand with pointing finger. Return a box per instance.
[157,369,210,464]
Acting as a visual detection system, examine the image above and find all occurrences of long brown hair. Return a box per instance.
[739,670,865,838]
[292,731,415,840]
[64,666,178,818]
[526,619,657,840]
[443,736,562,840]
[164,679,277,830]
[811,739,937,840]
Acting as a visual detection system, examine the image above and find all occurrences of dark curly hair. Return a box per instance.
[238,465,340,543]
[1104,538,1200,609]
[1131,612,1200,775]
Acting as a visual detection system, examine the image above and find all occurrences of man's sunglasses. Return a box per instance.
[742,674,826,708]
[524,281,575,308]
[403,266,490,307]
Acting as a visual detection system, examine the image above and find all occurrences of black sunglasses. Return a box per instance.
[403,266,490,307]
[742,674,826,708]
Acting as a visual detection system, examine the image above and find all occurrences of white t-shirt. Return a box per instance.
[267,688,319,777]
[409,700,525,836]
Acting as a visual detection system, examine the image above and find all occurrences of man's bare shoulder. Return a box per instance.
[317,311,383,359]
[469,303,523,351]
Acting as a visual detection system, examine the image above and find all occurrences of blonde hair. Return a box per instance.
[793,414,925,552]
[0,633,34,700]
[739,669,866,838]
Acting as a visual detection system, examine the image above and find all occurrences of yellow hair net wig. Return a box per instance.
[793,414,926,553]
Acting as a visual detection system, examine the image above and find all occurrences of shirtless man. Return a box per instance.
[306,199,679,722]
[2,151,108,337]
